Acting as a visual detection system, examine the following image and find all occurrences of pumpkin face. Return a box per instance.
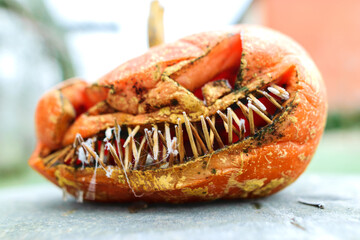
[29,25,327,203]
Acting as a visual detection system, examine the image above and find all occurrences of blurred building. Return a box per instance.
[257,0,360,111]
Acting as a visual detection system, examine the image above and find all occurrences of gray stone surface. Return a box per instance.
[1,174,360,240]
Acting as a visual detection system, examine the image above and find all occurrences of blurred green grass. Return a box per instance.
[0,165,44,188]
[307,130,360,174]
[1,129,359,189]
[326,112,360,130]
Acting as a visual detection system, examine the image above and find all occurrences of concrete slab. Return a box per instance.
[0,174,359,240]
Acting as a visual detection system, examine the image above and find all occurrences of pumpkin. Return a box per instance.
[29,25,327,203]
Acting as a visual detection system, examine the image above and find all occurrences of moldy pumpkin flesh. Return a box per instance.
[29,25,327,203]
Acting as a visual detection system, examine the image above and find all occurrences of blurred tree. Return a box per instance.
[0,0,75,184]
[0,0,75,79]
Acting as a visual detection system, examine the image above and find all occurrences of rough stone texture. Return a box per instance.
[0,174,359,240]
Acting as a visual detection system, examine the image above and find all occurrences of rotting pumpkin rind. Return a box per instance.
[29,25,327,203]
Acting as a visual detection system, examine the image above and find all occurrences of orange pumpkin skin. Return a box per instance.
[29,25,327,203]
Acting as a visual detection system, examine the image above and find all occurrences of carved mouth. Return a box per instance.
[43,81,290,171]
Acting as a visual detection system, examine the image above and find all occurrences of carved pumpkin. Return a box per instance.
[29,25,327,203]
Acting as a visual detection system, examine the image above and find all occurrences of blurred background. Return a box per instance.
[0,0,359,188]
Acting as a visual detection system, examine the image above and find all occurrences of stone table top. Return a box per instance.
[1,174,360,240]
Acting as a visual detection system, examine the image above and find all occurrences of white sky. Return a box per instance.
[46,0,251,81]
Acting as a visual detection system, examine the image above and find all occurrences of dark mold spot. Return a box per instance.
[202,161,207,169]
[252,202,262,209]
[170,98,179,106]
[238,86,249,93]
[145,104,152,113]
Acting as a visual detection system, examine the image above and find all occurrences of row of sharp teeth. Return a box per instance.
[45,84,289,171]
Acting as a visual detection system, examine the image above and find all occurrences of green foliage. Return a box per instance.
[326,111,360,130]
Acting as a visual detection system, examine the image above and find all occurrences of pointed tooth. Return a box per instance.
[73,135,79,148]
[131,136,138,170]
[281,93,289,100]
[123,128,132,170]
[175,125,180,164]
[217,109,241,138]
[162,143,167,166]
[123,125,140,148]
[227,108,233,144]
[195,137,202,155]
[107,142,121,168]
[99,141,105,165]
[209,115,215,146]
[133,124,141,134]
[153,125,159,162]
[236,101,249,119]
[47,145,72,166]
[248,102,273,124]
[60,146,73,161]
[176,118,185,163]
[247,100,255,135]
[85,140,94,165]
[104,127,113,141]
[217,110,229,132]
[114,121,123,161]
[268,85,289,100]
[69,148,78,165]
[190,123,207,154]
[144,129,154,148]
[168,152,174,167]
[206,116,225,148]
[248,94,267,111]
[268,86,280,95]
[124,143,130,170]
[97,156,106,168]
[165,122,171,150]
[144,128,154,158]
[239,119,246,140]
[193,127,202,155]
[229,108,246,140]
[228,108,241,127]
[256,89,283,109]
[81,142,103,167]
[127,127,134,169]
[44,150,62,166]
[200,116,213,152]
[86,137,96,165]
[157,130,167,149]
[158,128,167,167]
[248,94,269,116]
[74,133,84,148]
[91,137,96,153]
[86,151,92,166]
[168,137,177,167]
[183,112,198,158]
[271,84,289,100]
[135,137,148,170]
[236,101,250,138]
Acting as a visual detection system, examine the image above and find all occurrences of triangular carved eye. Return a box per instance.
[202,79,232,106]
